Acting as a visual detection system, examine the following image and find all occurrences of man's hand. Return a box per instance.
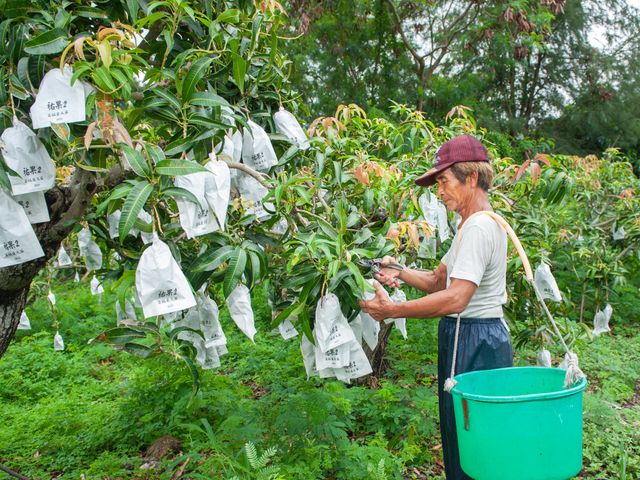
[359,281,394,322]
[373,256,403,288]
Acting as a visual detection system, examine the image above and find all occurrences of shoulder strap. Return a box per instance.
[457,210,533,282]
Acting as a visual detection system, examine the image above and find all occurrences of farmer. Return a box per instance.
[360,134,513,480]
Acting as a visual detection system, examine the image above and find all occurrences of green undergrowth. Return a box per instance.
[0,279,638,479]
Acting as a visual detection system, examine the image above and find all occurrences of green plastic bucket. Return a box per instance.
[451,367,587,480]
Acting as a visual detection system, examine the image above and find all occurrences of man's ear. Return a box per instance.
[465,171,479,188]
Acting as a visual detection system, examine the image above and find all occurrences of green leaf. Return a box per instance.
[215,9,241,24]
[168,326,204,341]
[188,91,230,108]
[192,245,236,272]
[119,180,153,240]
[96,327,146,345]
[232,52,247,93]
[346,262,372,295]
[271,301,304,329]
[74,6,109,19]
[0,169,10,191]
[223,248,247,298]
[121,145,150,177]
[75,162,109,173]
[161,186,200,205]
[181,56,215,102]
[163,137,193,156]
[122,342,154,358]
[181,354,201,395]
[24,28,68,55]
[155,160,208,176]
[92,66,116,92]
[299,309,314,345]
[247,250,262,286]
[97,182,133,213]
[126,0,139,23]
[354,228,373,245]
[70,61,93,85]
[152,88,182,111]
[144,144,165,164]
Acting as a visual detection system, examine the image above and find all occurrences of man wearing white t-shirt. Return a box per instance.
[360,135,513,480]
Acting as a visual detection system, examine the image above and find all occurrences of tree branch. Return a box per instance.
[384,0,424,71]
[224,160,270,188]
[305,180,330,212]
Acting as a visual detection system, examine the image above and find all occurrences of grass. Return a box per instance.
[0,278,638,479]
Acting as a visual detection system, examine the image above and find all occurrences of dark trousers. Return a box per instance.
[438,316,513,480]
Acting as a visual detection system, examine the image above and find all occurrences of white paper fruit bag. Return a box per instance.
[18,311,31,330]
[174,171,218,239]
[0,118,56,194]
[0,190,44,267]
[341,340,373,381]
[54,331,65,351]
[237,173,271,220]
[314,342,350,370]
[30,68,87,129]
[77,227,102,271]
[115,298,137,325]
[204,159,231,231]
[135,236,196,318]
[226,284,256,342]
[277,317,299,340]
[384,288,408,339]
[537,348,552,367]
[90,275,104,295]
[534,262,562,302]
[107,211,121,239]
[359,281,381,350]
[242,120,278,171]
[592,304,613,336]
[300,334,318,379]
[273,107,310,150]
[14,191,50,224]
[419,193,450,242]
[314,293,356,353]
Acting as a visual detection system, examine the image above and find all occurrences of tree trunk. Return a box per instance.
[355,321,395,385]
[0,285,30,356]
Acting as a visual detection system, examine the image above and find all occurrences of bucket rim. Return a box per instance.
[450,366,588,403]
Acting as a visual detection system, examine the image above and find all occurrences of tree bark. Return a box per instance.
[0,285,30,357]
[354,321,395,385]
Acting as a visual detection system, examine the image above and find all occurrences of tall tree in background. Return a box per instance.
[287,0,558,115]
[287,0,640,161]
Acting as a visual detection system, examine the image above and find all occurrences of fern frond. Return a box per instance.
[245,442,259,469]
[257,446,277,467]
[367,459,388,480]
[257,465,281,479]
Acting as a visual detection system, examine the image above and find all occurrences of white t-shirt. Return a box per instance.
[441,214,507,318]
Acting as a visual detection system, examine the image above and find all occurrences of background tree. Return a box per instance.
[286,0,640,164]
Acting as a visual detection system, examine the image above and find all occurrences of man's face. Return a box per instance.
[436,169,468,212]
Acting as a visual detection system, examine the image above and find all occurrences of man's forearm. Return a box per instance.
[385,288,461,319]
[398,268,443,293]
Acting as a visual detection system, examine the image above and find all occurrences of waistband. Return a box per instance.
[441,316,503,324]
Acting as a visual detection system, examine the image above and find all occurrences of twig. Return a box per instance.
[170,457,191,480]
[0,463,30,480]
[223,160,270,188]
[292,207,310,228]
[305,180,330,212]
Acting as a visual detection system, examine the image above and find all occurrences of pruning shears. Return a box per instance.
[357,258,404,275]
